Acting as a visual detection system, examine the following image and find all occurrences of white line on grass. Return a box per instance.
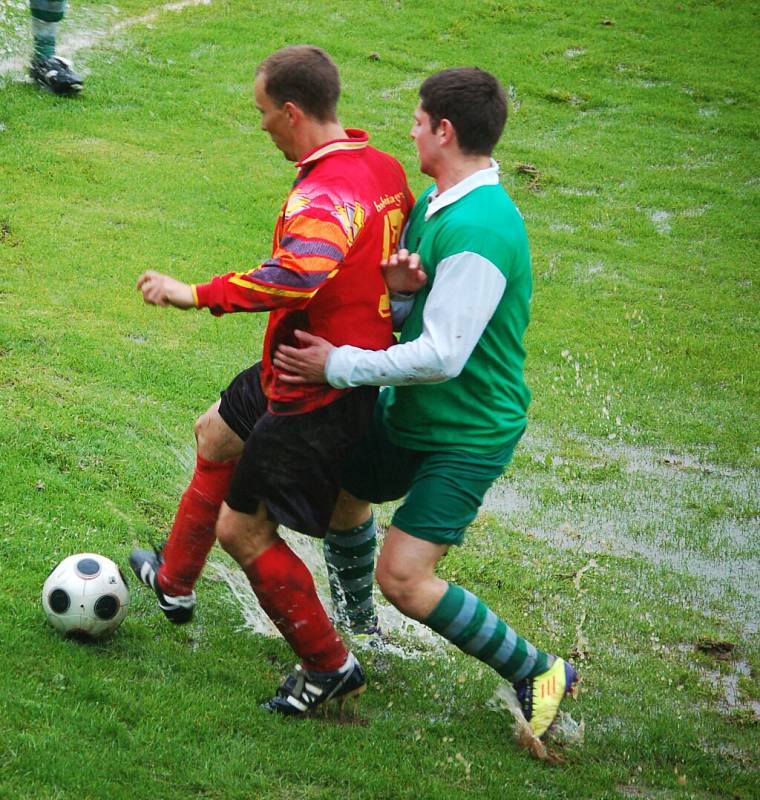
[0,0,212,76]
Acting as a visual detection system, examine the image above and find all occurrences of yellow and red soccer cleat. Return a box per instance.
[514,658,579,738]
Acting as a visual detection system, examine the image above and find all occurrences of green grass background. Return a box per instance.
[0,1,758,798]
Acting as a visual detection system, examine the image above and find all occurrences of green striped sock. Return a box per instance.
[324,516,377,634]
[426,583,554,682]
[30,0,67,61]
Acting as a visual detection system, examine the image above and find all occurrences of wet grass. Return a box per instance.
[1,0,758,798]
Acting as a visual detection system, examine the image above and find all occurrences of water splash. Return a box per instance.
[207,529,443,658]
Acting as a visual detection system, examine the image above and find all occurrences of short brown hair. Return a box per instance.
[419,67,507,156]
[256,45,340,123]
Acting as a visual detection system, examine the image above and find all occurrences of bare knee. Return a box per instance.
[376,558,421,616]
[216,503,277,565]
[376,529,449,621]
[194,402,243,462]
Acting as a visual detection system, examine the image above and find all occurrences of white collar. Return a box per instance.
[425,159,500,220]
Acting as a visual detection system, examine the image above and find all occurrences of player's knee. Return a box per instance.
[376,559,416,613]
[193,406,218,453]
[214,511,238,555]
[194,403,242,462]
[216,503,277,566]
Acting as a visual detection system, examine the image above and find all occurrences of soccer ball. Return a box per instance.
[42,553,129,640]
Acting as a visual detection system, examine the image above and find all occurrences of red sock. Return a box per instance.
[244,539,348,672]
[158,454,237,595]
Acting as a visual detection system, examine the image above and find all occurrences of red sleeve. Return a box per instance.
[193,194,351,316]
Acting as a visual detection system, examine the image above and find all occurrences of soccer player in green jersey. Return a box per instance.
[274,67,578,740]
[28,0,83,94]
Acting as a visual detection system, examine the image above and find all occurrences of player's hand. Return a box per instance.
[274,330,335,384]
[381,249,427,294]
[136,271,195,309]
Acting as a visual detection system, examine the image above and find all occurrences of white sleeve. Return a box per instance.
[326,252,506,387]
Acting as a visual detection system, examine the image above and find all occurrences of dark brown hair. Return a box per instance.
[419,67,507,156]
[257,45,340,123]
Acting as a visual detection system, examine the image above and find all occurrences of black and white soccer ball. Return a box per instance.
[42,553,129,640]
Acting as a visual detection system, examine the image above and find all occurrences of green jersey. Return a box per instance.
[384,181,532,452]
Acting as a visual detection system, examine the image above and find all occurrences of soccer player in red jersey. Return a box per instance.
[129,45,412,714]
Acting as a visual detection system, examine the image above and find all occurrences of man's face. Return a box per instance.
[410,103,440,177]
[254,73,296,161]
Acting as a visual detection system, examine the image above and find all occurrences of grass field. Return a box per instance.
[0,1,758,798]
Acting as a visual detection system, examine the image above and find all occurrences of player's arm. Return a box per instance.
[139,200,350,316]
[275,251,505,386]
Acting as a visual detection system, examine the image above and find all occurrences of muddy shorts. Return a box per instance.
[219,362,377,538]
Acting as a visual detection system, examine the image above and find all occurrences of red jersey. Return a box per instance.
[193,129,413,414]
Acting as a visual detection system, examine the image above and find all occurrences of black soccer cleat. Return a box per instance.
[30,56,84,95]
[128,547,196,625]
[263,653,366,717]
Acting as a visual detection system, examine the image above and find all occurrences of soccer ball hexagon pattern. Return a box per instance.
[42,553,129,640]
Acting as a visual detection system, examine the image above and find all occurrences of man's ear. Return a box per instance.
[282,101,302,127]
[438,118,456,147]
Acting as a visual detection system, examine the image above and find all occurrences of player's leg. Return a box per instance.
[323,396,418,635]
[155,401,242,594]
[29,1,83,94]
[217,502,349,673]
[129,366,261,622]
[376,448,577,739]
[216,501,363,716]
[324,492,378,634]
[215,390,374,715]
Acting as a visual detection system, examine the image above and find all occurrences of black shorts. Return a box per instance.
[219,363,377,538]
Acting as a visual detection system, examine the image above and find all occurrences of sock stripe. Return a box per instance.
[322,550,375,570]
[461,608,499,653]
[488,623,518,668]
[324,516,377,632]
[478,618,509,662]
[510,643,539,682]
[30,1,65,22]
[340,574,373,592]
[439,590,479,641]
[452,596,489,647]
[496,632,530,678]
[325,527,375,549]
[30,0,66,11]
[350,597,374,612]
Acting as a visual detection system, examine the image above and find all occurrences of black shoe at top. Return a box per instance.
[30,56,84,95]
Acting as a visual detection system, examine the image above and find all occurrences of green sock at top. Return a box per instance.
[30,0,66,61]
[323,516,377,634]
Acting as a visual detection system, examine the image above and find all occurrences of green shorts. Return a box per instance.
[342,401,522,546]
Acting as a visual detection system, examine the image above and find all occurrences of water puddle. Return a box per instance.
[483,427,759,637]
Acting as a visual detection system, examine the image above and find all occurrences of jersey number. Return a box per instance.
[379,207,405,318]
[382,208,405,261]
